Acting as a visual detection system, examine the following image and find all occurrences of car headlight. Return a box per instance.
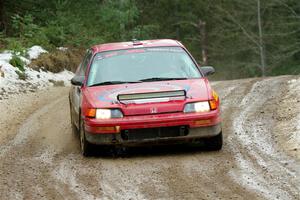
[184,102,210,113]
[96,109,123,119]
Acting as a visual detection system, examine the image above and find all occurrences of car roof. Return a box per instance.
[91,39,183,53]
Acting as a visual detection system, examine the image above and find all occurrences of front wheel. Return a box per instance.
[80,120,93,156]
[204,131,223,151]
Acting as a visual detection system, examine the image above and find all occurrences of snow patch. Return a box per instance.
[0,60,18,79]
[27,45,48,60]
[0,51,13,62]
[0,46,73,99]
[26,68,74,87]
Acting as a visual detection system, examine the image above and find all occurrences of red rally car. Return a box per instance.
[69,39,222,156]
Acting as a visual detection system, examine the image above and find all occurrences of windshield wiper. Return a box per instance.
[89,81,141,87]
[139,77,188,82]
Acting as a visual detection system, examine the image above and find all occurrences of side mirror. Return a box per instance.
[71,76,84,86]
[201,66,215,76]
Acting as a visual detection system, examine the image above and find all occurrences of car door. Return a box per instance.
[71,50,93,128]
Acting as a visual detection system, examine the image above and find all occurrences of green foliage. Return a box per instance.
[11,14,39,38]
[132,25,161,40]
[4,38,26,54]
[6,14,52,50]
[44,24,65,46]
[9,55,25,72]
[98,0,139,41]
[1,0,299,79]
[0,32,5,51]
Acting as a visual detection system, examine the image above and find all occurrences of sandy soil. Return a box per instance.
[0,76,299,200]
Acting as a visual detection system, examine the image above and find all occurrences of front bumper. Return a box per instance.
[85,124,222,146]
[84,111,221,145]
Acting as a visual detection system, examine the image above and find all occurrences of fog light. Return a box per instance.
[194,119,211,126]
[97,126,120,133]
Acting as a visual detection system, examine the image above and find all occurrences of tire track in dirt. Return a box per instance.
[227,77,300,199]
[0,97,65,157]
[0,76,299,200]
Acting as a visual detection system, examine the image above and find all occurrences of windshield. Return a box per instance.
[87,47,201,86]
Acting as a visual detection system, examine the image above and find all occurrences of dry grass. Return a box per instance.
[29,48,85,73]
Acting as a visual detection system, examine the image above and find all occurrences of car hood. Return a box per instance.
[84,78,210,115]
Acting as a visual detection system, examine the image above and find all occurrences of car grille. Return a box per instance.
[118,90,186,101]
[121,126,188,141]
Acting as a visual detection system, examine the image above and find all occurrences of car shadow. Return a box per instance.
[89,142,219,159]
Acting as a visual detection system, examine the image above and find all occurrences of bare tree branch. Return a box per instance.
[215,5,261,48]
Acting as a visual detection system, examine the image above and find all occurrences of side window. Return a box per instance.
[78,50,93,76]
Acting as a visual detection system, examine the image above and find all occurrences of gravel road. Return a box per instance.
[0,76,299,200]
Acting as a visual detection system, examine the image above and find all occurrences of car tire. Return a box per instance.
[79,120,93,157]
[204,131,223,151]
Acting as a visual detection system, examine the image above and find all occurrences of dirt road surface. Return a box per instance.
[0,76,299,200]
